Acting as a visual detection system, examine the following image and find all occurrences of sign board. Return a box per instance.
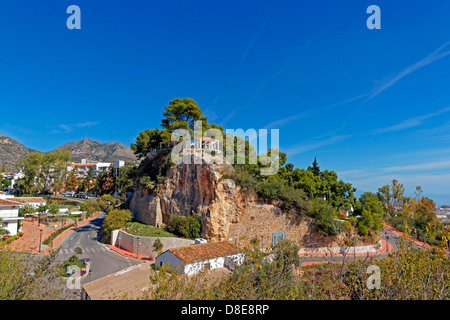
[4,236,9,240]
[272,231,285,247]
[118,236,122,240]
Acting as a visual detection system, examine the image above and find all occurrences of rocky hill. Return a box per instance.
[129,152,332,249]
[0,134,40,168]
[54,137,137,163]
[0,135,137,167]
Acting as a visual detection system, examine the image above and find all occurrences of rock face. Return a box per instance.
[130,152,241,241]
[129,188,163,227]
[129,152,324,247]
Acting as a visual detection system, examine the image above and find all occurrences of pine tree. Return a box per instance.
[308,157,320,177]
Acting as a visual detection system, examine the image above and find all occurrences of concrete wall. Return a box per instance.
[111,229,194,258]
[297,240,382,255]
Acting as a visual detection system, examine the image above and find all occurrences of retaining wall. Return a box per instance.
[298,240,382,255]
[111,229,194,258]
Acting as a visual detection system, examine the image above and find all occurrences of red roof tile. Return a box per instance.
[168,241,242,264]
[0,199,21,206]
[13,197,46,203]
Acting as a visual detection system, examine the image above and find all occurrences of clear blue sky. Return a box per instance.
[1,0,450,204]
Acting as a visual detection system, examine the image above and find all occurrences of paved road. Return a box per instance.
[55,212,142,285]
[300,228,427,264]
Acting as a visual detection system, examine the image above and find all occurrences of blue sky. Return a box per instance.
[1,0,450,204]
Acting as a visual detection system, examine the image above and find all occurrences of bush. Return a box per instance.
[101,209,132,242]
[153,238,164,255]
[223,168,258,193]
[310,198,342,236]
[167,214,202,239]
[43,223,74,246]
[257,179,308,214]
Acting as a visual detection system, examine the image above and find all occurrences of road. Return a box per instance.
[55,212,142,285]
[300,228,427,264]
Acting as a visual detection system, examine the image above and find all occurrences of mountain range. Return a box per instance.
[0,135,137,169]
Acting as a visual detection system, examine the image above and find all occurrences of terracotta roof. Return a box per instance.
[0,199,21,206]
[13,197,46,203]
[168,241,242,264]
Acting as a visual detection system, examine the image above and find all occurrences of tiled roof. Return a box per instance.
[168,241,242,264]
[0,199,21,206]
[13,197,46,203]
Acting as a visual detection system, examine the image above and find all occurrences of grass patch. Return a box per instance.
[124,221,178,238]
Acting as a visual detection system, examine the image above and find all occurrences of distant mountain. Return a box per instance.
[0,135,138,168]
[54,137,137,163]
[0,134,40,168]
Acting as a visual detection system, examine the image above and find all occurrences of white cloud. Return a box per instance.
[367,42,450,101]
[51,121,99,134]
[370,105,450,134]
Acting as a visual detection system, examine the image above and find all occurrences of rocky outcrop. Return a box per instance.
[158,153,241,241]
[129,152,328,247]
[129,188,162,227]
[130,152,245,241]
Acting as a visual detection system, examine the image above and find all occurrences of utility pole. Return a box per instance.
[38,229,43,253]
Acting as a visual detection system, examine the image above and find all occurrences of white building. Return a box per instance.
[0,197,23,236]
[12,197,46,209]
[68,159,114,178]
[3,171,25,190]
[155,241,244,276]
[93,162,111,176]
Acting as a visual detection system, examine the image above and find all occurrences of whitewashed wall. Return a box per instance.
[155,251,183,274]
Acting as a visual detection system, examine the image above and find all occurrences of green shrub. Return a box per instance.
[42,223,74,246]
[167,214,202,239]
[310,198,342,236]
[223,168,258,193]
[257,179,308,214]
[100,208,132,242]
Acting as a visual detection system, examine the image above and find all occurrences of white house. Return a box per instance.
[0,191,14,200]
[155,241,244,276]
[12,197,47,209]
[0,198,23,236]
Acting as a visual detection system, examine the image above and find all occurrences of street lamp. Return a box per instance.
[261,235,264,252]
[136,237,140,259]
[38,229,43,253]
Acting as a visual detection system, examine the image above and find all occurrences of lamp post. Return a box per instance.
[136,237,140,259]
[38,229,43,253]
[261,235,264,252]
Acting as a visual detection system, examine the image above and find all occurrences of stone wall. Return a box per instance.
[129,189,162,227]
[227,202,316,249]
[111,229,194,258]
